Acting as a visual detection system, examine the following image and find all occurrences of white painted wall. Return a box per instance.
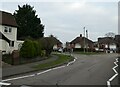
[0,25,17,41]
[110,44,116,50]
[15,40,24,50]
[75,43,81,48]
[0,24,18,53]
[53,45,58,50]
[0,39,10,53]
[105,44,108,48]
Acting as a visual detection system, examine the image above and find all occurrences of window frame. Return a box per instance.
[4,27,8,33]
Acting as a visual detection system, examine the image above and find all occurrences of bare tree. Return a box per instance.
[105,32,116,38]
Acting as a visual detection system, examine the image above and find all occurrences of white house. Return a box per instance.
[0,11,24,54]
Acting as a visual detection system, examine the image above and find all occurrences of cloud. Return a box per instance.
[1,1,118,43]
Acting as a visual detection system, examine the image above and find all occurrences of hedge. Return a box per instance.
[20,39,36,58]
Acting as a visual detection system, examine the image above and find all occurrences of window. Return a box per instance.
[10,41,14,47]
[9,28,12,33]
[4,27,8,32]
[4,27,12,33]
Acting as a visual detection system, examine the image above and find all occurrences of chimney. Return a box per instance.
[80,34,82,37]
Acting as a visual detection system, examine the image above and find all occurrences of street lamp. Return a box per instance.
[83,27,85,53]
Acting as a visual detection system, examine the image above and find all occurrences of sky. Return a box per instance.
[0,0,119,43]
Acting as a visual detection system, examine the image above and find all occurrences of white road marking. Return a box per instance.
[52,65,66,70]
[2,54,77,83]
[0,82,11,85]
[67,57,77,66]
[107,58,118,87]
[2,74,35,82]
[107,81,111,87]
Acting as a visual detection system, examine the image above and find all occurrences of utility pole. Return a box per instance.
[86,30,88,52]
[83,27,85,53]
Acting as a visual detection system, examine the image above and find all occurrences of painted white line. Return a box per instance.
[116,58,118,62]
[109,74,118,82]
[2,54,77,83]
[0,82,11,85]
[2,74,35,82]
[107,58,119,87]
[107,81,111,87]
[52,65,65,70]
[36,69,52,75]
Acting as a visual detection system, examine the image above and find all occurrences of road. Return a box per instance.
[3,53,118,85]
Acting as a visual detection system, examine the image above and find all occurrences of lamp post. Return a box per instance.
[83,27,85,53]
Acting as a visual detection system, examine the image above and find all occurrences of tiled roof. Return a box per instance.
[70,36,93,45]
[0,11,18,27]
[98,37,116,44]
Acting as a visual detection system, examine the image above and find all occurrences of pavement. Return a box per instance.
[2,55,58,78]
[2,53,119,86]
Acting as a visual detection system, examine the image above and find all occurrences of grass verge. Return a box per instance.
[33,54,74,70]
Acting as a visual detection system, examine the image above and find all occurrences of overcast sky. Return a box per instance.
[0,0,119,43]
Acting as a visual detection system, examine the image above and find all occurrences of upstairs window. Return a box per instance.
[9,28,12,33]
[4,27,12,33]
[4,27,8,33]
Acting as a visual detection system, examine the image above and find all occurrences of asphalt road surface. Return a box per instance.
[3,53,118,85]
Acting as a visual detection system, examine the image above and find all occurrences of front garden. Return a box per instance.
[2,38,74,70]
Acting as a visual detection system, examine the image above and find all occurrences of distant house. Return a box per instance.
[98,37,117,53]
[115,35,120,53]
[49,36,62,51]
[70,34,94,51]
[0,11,24,54]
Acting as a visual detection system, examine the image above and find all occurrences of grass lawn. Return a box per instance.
[33,54,74,70]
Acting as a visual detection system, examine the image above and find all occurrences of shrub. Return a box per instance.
[33,41,40,56]
[41,50,46,57]
[20,39,36,58]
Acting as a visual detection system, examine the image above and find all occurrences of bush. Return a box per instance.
[41,50,46,57]
[20,39,36,58]
[33,41,41,56]
[20,39,44,58]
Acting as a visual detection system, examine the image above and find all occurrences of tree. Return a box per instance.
[40,37,55,56]
[105,32,115,38]
[14,4,44,40]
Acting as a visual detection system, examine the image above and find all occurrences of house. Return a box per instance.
[52,37,63,51]
[98,37,117,53]
[115,35,120,53]
[0,11,24,54]
[70,34,94,51]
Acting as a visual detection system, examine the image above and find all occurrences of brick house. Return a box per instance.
[115,35,120,53]
[70,34,94,51]
[52,37,63,51]
[98,37,117,53]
